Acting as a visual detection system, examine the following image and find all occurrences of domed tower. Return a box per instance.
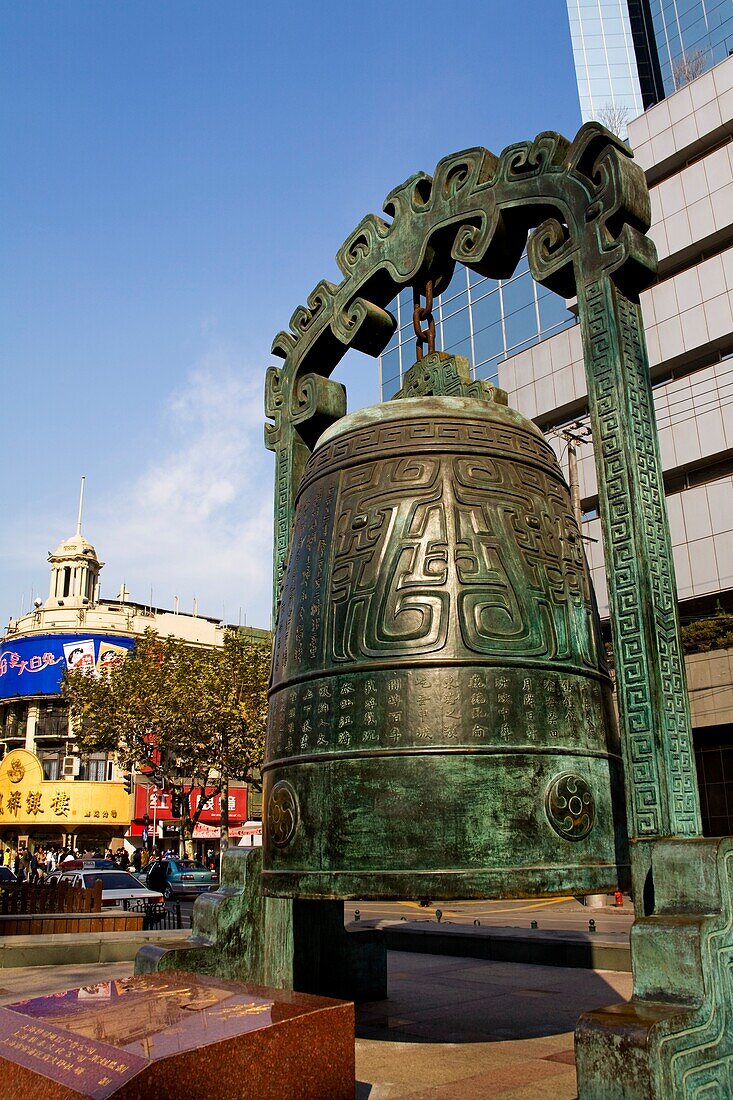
[45,477,103,608]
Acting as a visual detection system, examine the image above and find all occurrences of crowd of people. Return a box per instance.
[130,846,178,873]
[0,842,217,884]
[0,844,135,882]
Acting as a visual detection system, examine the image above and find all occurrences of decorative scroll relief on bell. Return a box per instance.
[263,368,628,901]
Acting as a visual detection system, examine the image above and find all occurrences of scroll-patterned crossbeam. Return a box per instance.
[264,121,701,848]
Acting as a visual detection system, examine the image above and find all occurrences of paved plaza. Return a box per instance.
[355,951,631,1099]
[0,950,632,1098]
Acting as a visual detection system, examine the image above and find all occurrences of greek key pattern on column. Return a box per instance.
[583,278,700,838]
[616,291,699,835]
[271,449,287,582]
[265,366,345,607]
[264,365,296,600]
[584,279,663,836]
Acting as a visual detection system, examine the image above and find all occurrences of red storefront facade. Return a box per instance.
[129,783,248,854]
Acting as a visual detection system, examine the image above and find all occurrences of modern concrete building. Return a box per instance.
[618,56,733,834]
[378,51,733,835]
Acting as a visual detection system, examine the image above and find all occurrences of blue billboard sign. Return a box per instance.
[0,634,136,700]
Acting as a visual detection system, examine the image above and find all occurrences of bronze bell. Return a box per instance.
[263,354,628,900]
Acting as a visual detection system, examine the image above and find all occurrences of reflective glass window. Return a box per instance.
[381,349,400,387]
[649,0,733,94]
[441,303,471,351]
[477,355,502,387]
[470,289,502,339]
[538,288,573,332]
[384,330,399,353]
[382,373,402,399]
[444,334,473,360]
[473,321,504,367]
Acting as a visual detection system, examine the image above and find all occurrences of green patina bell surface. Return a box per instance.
[263,357,628,900]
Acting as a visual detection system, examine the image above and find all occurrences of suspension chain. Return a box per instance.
[412,279,436,361]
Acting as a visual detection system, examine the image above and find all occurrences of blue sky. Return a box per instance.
[1,2,582,630]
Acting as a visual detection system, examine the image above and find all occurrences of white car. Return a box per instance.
[58,869,164,907]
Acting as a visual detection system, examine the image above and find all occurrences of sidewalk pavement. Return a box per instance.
[0,952,633,1098]
[355,951,632,1099]
[0,928,190,969]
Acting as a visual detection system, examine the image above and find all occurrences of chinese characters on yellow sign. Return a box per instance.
[0,789,116,819]
[0,750,131,828]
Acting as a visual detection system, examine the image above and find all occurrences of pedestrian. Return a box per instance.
[140,848,150,869]
[132,847,142,873]
[19,850,30,882]
[146,851,167,895]
[28,850,39,885]
[118,848,129,870]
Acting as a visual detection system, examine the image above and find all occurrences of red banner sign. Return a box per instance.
[131,785,247,833]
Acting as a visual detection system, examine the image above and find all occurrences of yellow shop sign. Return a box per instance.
[0,750,131,827]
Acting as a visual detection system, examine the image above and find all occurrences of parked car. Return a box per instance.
[45,866,73,886]
[54,859,116,873]
[57,869,164,907]
[146,858,218,899]
[45,859,113,886]
[0,867,16,883]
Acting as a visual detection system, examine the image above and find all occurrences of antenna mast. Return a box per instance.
[76,476,86,536]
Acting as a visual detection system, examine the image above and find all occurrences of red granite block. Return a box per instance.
[0,971,354,1099]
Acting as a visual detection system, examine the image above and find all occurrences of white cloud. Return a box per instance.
[89,350,275,629]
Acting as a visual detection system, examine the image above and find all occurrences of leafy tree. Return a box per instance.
[605,613,733,665]
[680,614,733,655]
[61,629,270,855]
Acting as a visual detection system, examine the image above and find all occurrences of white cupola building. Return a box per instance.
[45,479,102,608]
[46,532,103,608]
[0,477,270,855]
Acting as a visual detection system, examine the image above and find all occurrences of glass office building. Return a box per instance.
[566,0,648,121]
[379,257,576,400]
[379,0,733,399]
[567,0,733,122]
[648,0,733,96]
